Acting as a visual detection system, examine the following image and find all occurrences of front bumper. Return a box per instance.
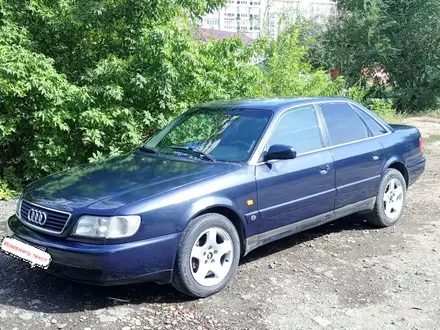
[6,215,180,285]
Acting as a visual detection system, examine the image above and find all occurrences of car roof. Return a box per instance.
[198,97,354,114]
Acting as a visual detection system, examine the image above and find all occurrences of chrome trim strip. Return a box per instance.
[20,199,72,216]
[258,188,336,213]
[298,132,391,155]
[18,200,72,235]
[248,100,391,166]
[254,133,391,166]
[337,175,380,190]
[16,199,22,219]
[244,197,376,255]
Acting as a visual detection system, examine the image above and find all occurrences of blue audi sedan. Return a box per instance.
[2,98,425,297]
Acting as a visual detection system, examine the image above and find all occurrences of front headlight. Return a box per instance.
[73,215,141,239]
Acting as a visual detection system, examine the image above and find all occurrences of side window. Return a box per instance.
[267,106,323,154]
[320,103,369,145]
[352,105,388,136]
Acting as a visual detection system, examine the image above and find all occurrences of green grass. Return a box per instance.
[411,108,440,118]
[383,112,406,124]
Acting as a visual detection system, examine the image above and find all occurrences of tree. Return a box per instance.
[0,0,350,199]
[0,0,264,191]
[264,26,345,97]
[322,0,440,111]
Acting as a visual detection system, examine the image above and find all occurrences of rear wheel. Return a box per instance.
[172,213,240,298]
[366,168,407,227]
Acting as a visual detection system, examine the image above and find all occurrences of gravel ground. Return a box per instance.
[1,116,440,330]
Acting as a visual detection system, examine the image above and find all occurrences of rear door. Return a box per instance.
[255,105,336,233]
[317,102,386,212]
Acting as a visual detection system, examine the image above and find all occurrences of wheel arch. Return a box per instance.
[386,161,409,187]
[190,205,247,257]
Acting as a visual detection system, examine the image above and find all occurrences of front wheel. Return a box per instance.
[366,168,407,227]
[171,213,240,298]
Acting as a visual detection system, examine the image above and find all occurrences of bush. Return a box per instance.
[367,98,395,121]
[0,180,16,200]
[263,26,345,97]
[0,40,90,181]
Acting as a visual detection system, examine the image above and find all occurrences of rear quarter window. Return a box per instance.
[319,103,369,145]
[351,105,388,136]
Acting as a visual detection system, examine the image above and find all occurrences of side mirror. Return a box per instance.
[264,144,297,161]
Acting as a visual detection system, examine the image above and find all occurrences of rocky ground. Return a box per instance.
[1,116,439,330]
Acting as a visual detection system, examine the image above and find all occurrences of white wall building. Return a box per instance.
[202,0,264,39]
[201,0,337,39]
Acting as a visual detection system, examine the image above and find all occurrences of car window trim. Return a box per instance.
[147,107,274,164]
[317,102,371,145]
[249,100,391,166]
[347,105,375,138]
[313,103,331,148]
[254,132,391,165]
[347,103,390,135]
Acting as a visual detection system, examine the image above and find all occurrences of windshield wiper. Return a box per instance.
[138,146,159,155]
[171,146,216,162]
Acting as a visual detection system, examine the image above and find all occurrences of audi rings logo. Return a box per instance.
[27,208,48,226]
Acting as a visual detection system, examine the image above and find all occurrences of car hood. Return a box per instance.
[23,153,237,213]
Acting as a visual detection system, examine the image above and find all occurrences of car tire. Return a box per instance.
[171,213,240,298]
[365,168,407,227]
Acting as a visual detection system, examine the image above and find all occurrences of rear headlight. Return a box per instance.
[419,136,424,153]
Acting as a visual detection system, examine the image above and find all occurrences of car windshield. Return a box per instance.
[144,108,272,162]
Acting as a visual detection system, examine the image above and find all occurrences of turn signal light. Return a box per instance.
[420,136,424,153]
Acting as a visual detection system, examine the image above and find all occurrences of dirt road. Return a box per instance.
[0,116,439,330]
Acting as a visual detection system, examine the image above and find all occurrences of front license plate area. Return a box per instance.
[1,237,51,269]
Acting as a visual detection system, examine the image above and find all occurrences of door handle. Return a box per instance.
[320,164,330,175]
[373,155,380,161]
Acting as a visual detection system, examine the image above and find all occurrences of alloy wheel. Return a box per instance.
[190,227,233,287]
[383,178,404,220]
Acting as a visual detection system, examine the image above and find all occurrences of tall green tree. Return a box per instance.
[323,0,440,110]
[0,0,265,188]
[264,26,344,97]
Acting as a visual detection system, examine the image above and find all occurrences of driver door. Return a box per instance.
[255,105,336,234]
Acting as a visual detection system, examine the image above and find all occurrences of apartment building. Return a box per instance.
[202,0,264,39]
[201,0,336,39]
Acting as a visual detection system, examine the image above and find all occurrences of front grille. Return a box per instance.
[20,200,71,234]
[48,264,104,283]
